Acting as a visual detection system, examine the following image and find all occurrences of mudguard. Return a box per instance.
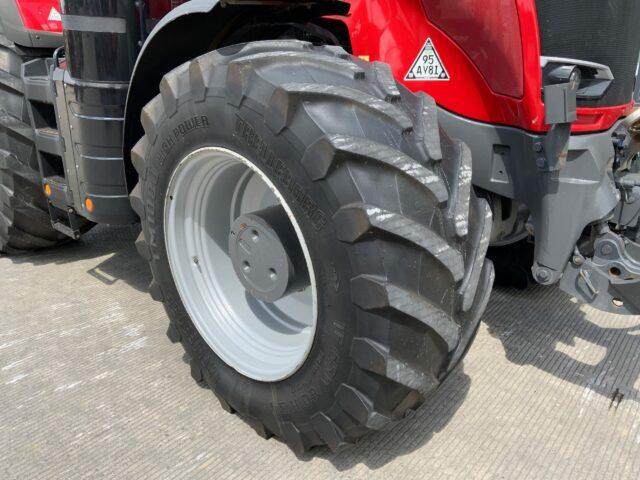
[122,0,348,184]
[122,0,221,184]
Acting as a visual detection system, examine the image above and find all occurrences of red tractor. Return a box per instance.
[1,0,639,451]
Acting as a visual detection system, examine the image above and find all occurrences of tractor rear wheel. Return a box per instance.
[131,41,494,451]
[0,34,68,253]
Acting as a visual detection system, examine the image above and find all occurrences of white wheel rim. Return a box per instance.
[164,147,317,382]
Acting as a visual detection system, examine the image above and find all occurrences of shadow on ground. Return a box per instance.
[485,285,640,405]
[301,284,640,471]
[4,225,640,472]
[295,367,471,471]
[2,224,152,293]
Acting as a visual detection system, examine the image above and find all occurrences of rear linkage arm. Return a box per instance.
[562,225,640,315]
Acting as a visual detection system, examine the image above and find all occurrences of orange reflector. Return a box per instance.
[84,198,94,213]
[43,183,52,197]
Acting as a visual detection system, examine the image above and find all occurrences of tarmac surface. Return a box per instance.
[1,224,640,479]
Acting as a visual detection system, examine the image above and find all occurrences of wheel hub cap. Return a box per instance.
[229,205,309,303]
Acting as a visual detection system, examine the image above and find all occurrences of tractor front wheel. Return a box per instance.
[131,41,494,451]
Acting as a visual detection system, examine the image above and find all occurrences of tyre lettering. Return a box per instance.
[320,345,340,386]
[273,388,319,413]
[158,115,210,165]
[172,115,209,139]
[235,116,327,231]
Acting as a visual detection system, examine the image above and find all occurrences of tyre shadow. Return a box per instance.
[296,284,640,471]
[295,366,471,471]
[484,285,640,405]
[2,223,152,293]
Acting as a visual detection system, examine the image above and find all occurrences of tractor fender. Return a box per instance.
[123,0,222,182]
[122,0,350,189]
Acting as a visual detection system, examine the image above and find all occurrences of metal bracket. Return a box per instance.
[560,233,640,314]
[533,123,572,172]
[543,83,578,125]
[537,70,579,173]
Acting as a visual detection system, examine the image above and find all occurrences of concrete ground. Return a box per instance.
[1,224,640,479]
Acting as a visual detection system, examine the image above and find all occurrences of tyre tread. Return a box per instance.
[333,203,465,282]
[130,40,494,452]
[0,35,67,253]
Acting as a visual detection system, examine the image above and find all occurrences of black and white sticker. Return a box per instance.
[405,38,449,81]
[48,7,62,22]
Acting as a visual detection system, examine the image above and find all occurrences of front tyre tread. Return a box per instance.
[131,41,493,452]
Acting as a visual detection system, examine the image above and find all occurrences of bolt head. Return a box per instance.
[533,264,555,284]
[601,244,614,256]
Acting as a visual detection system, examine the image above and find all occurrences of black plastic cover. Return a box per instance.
[56,0,140,224]
[62,0,140,82]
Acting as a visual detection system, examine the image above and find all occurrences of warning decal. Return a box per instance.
[48,7,62,22]
[405,38,450,81]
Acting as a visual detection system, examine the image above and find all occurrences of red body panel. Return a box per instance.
[16,0,632,133]
[148,0,188,20]
[15,0,62,34]
[424,0,525,99]
[344,0,632,133]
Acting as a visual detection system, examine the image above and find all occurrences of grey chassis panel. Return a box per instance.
[439,108,620,284]
[0,0,62,49]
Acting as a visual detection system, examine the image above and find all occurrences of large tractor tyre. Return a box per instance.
[131,41,494,452]
[0,35,67,253]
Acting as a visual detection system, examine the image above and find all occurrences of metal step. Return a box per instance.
[34,127,62,156]
[51,219,80,239]
[23,74,54,104]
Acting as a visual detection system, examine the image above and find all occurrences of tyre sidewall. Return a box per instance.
[143,94,356,429]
